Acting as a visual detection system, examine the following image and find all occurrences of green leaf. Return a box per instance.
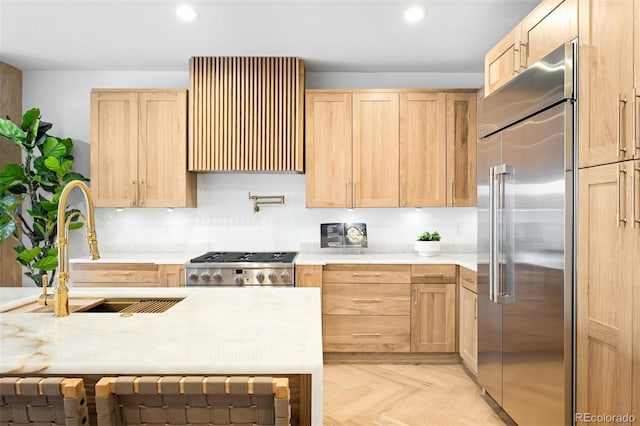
[47,247,58,257]
[63,172,88,183]
[35,121,53,146]
[0,163,26,185]
[33,255,58,270]
[17,246,41,263]
[41,137,66,157]
[68,222,84,230]
[44,156,60,172]
[1,195,17,209]
[0,219,16,240]
[60,138,73,155]
[40,200,58,212]
[21,108,41,131]
[0,119,27,144]
[59,159,73,175]
[7,184,27,194]
[33,221,46,238]
[13,245,26,254]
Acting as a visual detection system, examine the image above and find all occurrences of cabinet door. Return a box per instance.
[138,90,195,208]
[295,265,323,288]
[411,283,456,352]
[577,163,633,419]
[158,264,185,287]
[579,0,634,167]
[459,286,477,374]
[446,93,477,207]
[633,159,640,419]
[305,92,353,208]
[353,92,399,207]
[484,26,520,96]
[519,0,577,68]
[399,92,447,207]
[91,91,138,207]
[635,0,640,160]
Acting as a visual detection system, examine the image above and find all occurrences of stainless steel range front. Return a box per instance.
[185,252,297,287]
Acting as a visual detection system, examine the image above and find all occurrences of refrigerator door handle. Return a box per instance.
[489,166,497,303]
[494,164,516,305]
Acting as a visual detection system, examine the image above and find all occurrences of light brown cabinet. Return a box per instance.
[458,267,477,375]
[578,0,639,167]
[90,89,196,208]
[306,89,477,208]
[295,265,323,288]
[70,262,185,287]
[321,264,411,352]
[305,91,399,208]
[577,161,638,420]
[484,0,577,96]
[410,265,457,352]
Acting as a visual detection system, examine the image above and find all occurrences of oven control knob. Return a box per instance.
[268,272,278,283]
[188,272,199,282]
[212,271,223,282]
[234,274,244,285]
[280,271,291,284]
[256,272,265,283]
[200,272,211,281]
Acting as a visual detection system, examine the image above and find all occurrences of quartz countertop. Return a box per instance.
[69,252,198,264]
[295,252,477,271]
[0,286,323,424]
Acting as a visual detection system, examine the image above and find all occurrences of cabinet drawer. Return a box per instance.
[323,264,410,284]
[460,267,477,293]
[411,264,456,283]
[71,263,159,284]
[323,283,410,315]
[322,315,410,352]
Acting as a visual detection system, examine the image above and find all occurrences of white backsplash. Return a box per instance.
[66,173,477,257]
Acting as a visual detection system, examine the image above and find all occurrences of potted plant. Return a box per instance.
[0,108,88,287]
[415,231,441,257]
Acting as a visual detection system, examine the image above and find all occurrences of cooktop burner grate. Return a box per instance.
[189,251,297,264]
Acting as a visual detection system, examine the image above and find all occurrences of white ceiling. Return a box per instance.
[0,0,539,73]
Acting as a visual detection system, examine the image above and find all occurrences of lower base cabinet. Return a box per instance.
[70,263,185,287]
[411,283,456,352]
[459,267,478,374]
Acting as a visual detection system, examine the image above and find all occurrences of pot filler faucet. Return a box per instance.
[38,180,100,317]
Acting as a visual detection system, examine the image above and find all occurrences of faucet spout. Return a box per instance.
[54,180,100,317]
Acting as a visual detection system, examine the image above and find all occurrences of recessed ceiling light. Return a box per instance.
[176,5,197,21]
[404,6,425,23]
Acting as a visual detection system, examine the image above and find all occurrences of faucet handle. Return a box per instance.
[38,273,51,306]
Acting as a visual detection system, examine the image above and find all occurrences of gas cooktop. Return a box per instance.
[189,251,297,264]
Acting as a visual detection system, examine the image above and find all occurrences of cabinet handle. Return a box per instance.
[352,298,381,303]
[617,164,628,227]
[352,273,382,278]
[423,273,444,278]
[105,272,131,276]
[475,298,478,319]
[631,163,640,228]
[401,179,406,207]
[633,88,639,156]
[351,333,382,337]
[617,94,628,157]
[354,181,359,207]
[449,181,454,206]
[462,277,475,283]
[519,42,528,70]
[346,182,351,208]
[131,180,137,206]
[512,46,520,76]
[139,179,146,207]
[414,285,418,305]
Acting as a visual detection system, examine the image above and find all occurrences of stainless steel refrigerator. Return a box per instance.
[477,40,576,425]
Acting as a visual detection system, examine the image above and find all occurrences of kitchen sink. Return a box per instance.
[2,297,184,314]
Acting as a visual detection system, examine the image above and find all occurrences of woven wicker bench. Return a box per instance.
[95,376,290,426]
[0,377,89,426]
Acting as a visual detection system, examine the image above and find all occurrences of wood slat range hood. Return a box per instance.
[189,56,305,172]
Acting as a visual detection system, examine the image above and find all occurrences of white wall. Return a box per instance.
[22,70,478,262]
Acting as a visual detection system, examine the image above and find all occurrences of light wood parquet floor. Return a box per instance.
[323,364,507,426]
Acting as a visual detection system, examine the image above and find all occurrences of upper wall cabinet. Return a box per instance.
[306,89,477,209]
[189,56,305,172]
[484,0,577,96]
[578,0,639,167]
[90,89,196,208]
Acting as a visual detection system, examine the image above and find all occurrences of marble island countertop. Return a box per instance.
[0,286,323,424]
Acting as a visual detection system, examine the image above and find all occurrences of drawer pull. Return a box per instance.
[352,298,381,303]
[423,273,444,278]
[352,273,383,278]
[105,272,131,276]
[462,277,475,283]
[351,333,383,337]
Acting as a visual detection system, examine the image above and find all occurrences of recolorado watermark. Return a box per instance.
[576,413,636,423]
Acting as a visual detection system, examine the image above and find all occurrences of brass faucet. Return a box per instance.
[38,180,100,317]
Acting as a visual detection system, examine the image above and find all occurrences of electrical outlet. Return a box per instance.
[456,225,462,236]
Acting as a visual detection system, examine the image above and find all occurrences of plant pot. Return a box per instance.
[414,241,441,257]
